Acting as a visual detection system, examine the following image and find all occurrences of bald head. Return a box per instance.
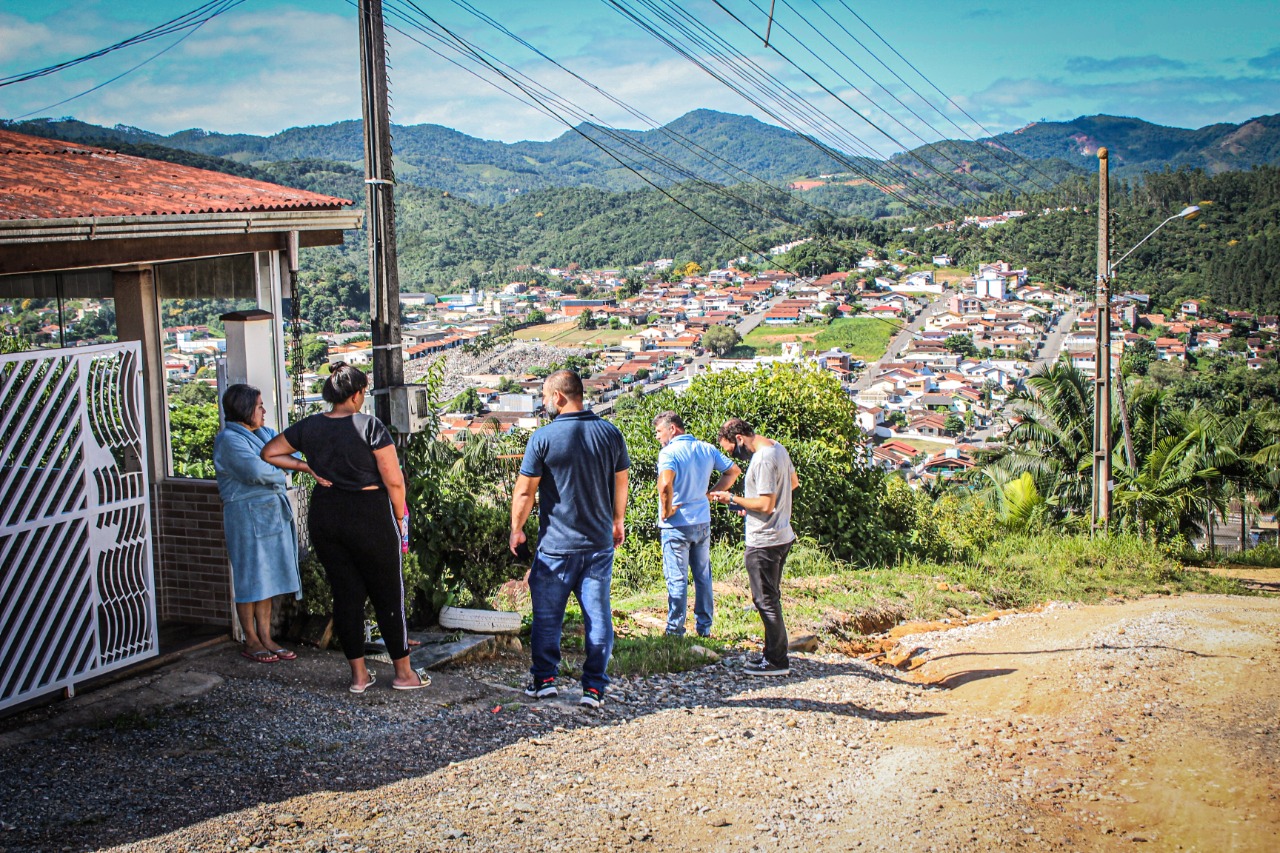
[544,369,584,401]
[542,369,585,417]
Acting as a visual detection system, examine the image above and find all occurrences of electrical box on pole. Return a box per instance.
[358,0,404,428]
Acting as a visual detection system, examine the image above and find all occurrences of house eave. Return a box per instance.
[0,208,364,245]
[0,209,364,276]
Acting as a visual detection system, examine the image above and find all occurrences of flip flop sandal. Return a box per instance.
[240,649,279,663]
[392,669,431,691]
[348,672,377,694]
[271,648,298,661]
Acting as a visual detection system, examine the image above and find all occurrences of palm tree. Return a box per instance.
[1111,429,1218,541]
[983,360,1100,516]
[1175,408,1241,556]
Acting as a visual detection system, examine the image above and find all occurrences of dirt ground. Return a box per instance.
[2,593,1277,852]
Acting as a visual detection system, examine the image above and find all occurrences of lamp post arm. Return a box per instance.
[1109,212,1180,276]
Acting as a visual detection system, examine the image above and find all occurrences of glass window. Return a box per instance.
[0,271,117,353]
[156,256,257,479]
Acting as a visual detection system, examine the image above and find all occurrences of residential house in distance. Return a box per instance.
[974,261,1028,301]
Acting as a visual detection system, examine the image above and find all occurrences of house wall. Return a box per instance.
[152,479,233,626]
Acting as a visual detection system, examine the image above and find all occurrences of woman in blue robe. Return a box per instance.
[213,384,322,663]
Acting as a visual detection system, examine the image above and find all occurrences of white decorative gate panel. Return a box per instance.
[0,342,157,711]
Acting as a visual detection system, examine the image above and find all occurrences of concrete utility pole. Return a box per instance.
[358,0,403,425]
[1092,148,1112,532]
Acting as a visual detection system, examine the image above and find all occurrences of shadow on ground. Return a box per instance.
[0,642,935,851]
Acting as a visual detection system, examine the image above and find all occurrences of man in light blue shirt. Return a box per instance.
[654,411,740,636]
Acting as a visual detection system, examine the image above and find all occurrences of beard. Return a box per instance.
[731,442,752,462]
[545,401,559,419]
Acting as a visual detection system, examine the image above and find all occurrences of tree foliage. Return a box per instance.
[700,325,740,357]
[613,364,898,566]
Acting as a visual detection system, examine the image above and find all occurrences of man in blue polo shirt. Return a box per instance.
[511,370,630,708]
[654,411,740,637]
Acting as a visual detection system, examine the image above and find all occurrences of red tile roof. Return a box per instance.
[0,129,351,220]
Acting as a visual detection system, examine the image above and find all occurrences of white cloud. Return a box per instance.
[962,73,1280,132]
[8,8,362,135]
[0,12,100,67]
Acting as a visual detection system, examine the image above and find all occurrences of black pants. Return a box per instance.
[745,541,792,667]
[309,487,409,662]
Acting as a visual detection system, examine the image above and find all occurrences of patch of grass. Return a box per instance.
[512,321,632,347]
[812,318,896,360]
[741,325,821,355]
[609,634,731,677]
[531,533,1249,677]
[936,534,1245,606]
[738,318,895,360]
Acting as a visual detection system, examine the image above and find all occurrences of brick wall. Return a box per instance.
[152,479,232,626]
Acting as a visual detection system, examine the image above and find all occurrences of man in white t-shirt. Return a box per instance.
[710,417,799,676]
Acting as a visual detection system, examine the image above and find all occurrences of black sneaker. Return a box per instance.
[579,686,604,708]
[524,676,558,698]
[742,660,790,677]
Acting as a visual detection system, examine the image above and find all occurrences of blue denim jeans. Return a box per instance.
[660,523,712,636]
[529,547,615,692]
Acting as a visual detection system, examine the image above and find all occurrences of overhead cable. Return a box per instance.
[708,0,990,207]
[831,0,1063,190]
[604,0,947,210]
[369,1,931,342]
[0,1,246,88]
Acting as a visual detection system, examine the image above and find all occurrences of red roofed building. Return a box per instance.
[0,128,360,694]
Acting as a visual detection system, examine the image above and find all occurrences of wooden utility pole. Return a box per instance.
[358,0,402,425]
[1092,148,1112,531]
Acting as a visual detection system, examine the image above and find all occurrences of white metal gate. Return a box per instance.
[0,342,157,712]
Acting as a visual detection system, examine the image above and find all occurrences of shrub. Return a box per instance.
[1219,544,1280,568]
[939,532,1239,605]
[403,428,531,619]
[613,363,895,564]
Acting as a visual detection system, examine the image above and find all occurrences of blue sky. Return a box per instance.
[2,0,1277,152]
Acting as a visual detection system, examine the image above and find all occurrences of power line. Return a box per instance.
[387,2,823,231]
[708,0,990,208]
[830,0,1063,190]
[14,21,213,120]
[614,0,969,206]
[0,1,246,88]
[604,0,948,211]
[767,0,1056,197]
[788,0,1057,195]
[382,1,819,229]
[441,0,852,226]
[620,0,993,211]
[374,1,932,342]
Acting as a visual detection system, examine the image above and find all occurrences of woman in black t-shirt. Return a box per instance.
[262,363,429,694]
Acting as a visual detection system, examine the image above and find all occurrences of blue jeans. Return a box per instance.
[661,523,712,636]
[529,547,615,692]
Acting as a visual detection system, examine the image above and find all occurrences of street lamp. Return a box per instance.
[1093,153,1203,532]
[1110,205,1201,277]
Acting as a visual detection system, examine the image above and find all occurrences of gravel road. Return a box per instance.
[1,594,1276,852]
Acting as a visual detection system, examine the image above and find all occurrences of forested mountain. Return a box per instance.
[263,159,820,324]
[10,109,1279,208]
[7,111,1280,317]
[888,166,1280,314]
[986,114,1280,176]
[5,111,861,205]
